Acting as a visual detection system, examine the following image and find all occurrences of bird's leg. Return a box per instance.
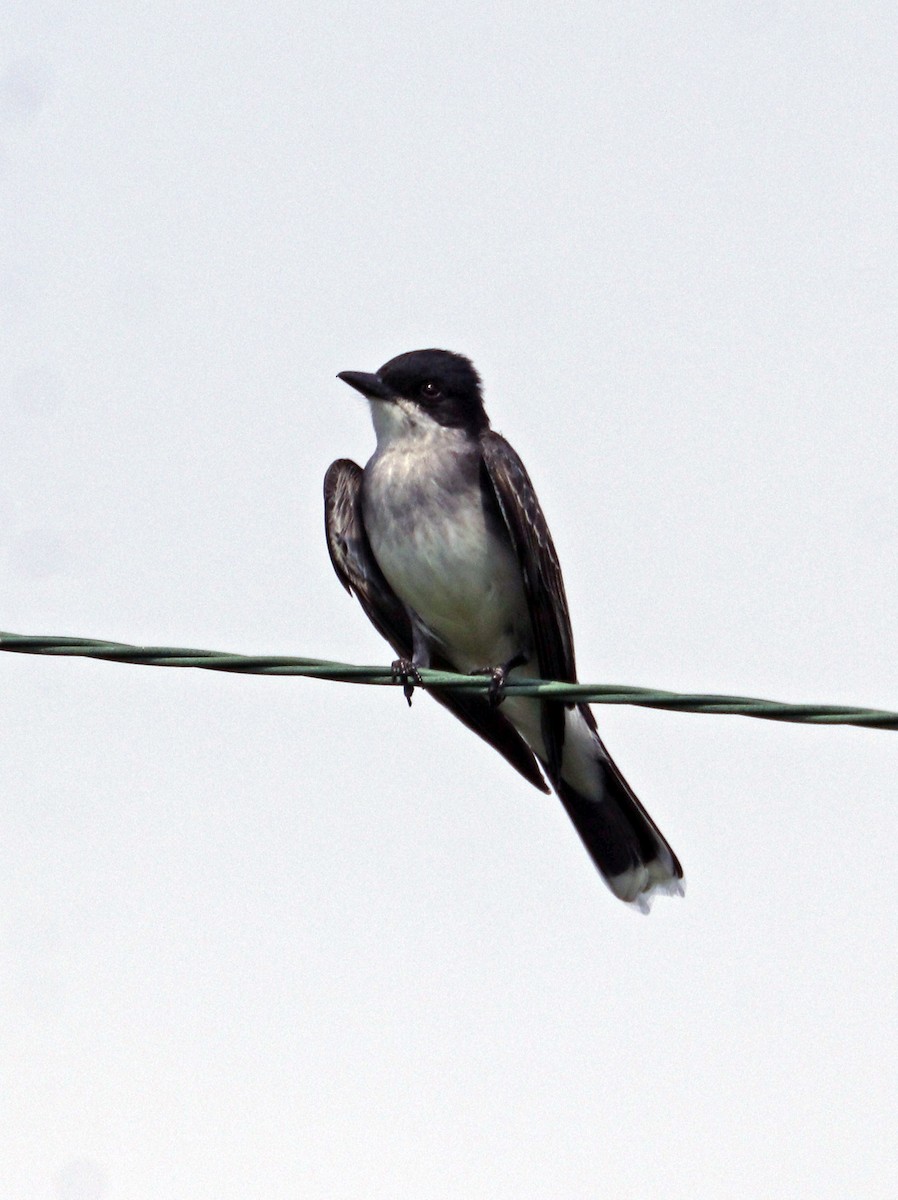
[392,620,431,707]
[475,653,528,707]
[391,657,423,707]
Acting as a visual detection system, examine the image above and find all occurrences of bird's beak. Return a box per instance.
[337,370,392,401]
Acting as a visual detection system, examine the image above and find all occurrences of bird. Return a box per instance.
[323,348,683,910]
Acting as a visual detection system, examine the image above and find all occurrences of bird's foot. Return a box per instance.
[391,657,423,707]
[475,654,527,707]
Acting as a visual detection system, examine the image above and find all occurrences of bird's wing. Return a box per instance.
[324,458,413,650]
[323,458,549,792]
[479,432,577,775]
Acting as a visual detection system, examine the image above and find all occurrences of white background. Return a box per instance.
[2,4,896,1197]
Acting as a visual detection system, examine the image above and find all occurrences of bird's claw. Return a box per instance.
[487,667,508,707]
[476,654,527,707]
[391,658,422,706]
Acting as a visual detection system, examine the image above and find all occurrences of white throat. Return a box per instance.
[368,397,453,454]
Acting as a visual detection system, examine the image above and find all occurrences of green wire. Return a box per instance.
[1,630,895,730]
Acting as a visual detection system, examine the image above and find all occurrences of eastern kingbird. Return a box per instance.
[324,349,683,910]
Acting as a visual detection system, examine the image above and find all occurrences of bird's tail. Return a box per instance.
[551,707,684,911]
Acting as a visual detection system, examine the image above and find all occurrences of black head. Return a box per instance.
[338,349,489,433]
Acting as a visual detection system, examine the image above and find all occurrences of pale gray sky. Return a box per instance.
[2,4,896,1198]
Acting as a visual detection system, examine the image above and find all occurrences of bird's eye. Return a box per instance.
[420,381,441,399]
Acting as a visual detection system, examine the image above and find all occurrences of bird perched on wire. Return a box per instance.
[324,348,683,910]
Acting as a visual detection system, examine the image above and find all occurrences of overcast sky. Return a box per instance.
[2,4,896,1198]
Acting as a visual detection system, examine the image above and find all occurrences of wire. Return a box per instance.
[1,630,894,731]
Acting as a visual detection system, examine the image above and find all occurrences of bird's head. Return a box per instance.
[338,349,489,442]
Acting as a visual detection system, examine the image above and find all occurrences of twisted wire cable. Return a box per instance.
[1,630,895,730]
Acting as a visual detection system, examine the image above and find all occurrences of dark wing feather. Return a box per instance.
[324,459,413,649]
[479,432,577,775]
[323,459,549,793]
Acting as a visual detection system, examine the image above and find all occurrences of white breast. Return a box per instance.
[362,420,531,672]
